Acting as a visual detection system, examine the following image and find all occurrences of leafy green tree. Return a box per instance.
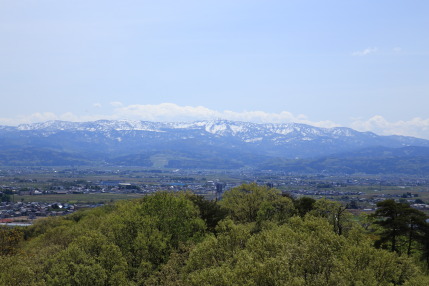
[1,189,428,285]
[0,254,43,286]
[25,216,76,240]
[184,219,252,273]
[99,192,206,282]
[219,183,294,223]
[309,199,352,235]
[145,243,194,286]
[335,226,418,285]
[0,227,23,256]
[183,216,420,285]
[45,231,127,286]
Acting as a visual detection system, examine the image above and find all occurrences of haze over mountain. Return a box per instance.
[1,119,429,174]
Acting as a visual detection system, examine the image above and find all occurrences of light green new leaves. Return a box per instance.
[184,216,418,286]
[219,183,295,223]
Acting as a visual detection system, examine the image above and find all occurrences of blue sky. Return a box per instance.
[1,0,428,138]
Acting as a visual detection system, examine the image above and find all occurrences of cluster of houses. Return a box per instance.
[0,180,231,226]
[0,201,76,225]
[2,170,429,227]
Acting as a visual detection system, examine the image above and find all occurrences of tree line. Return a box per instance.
[1,183,429,285]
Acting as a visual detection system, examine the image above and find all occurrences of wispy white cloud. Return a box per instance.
[351,115,429,139]
[113,103,218,122]
[0,103,338,129]
[352,47,378,56]
[1,104,429,139]
[111,103,339,128]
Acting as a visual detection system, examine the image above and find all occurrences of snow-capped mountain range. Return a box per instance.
[9,119,426,143]
[1,119,429,173]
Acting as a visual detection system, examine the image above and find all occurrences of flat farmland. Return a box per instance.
[15,193,146,204]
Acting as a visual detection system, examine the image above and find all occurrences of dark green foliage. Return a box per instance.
[372,200,410,252]
[0,192,11,202]
[185,193,227,232]
[371,199,429,271]
[372,199,428,255]
[404,207,428,256]
[348,200,359,209]
[294,196,316,217]
[419,224,429,271]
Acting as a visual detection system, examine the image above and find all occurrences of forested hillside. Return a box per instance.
[1,184,429,285]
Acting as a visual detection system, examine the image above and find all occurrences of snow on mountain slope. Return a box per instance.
[2,119,429,169]
[2,119,427,159]
[10,119,427,145]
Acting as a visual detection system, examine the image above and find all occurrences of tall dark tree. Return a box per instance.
[404,207,427,256]
[185,193,227,232]
[372,199,428,256]
[372,200,410,253]
[419,223,429,271]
